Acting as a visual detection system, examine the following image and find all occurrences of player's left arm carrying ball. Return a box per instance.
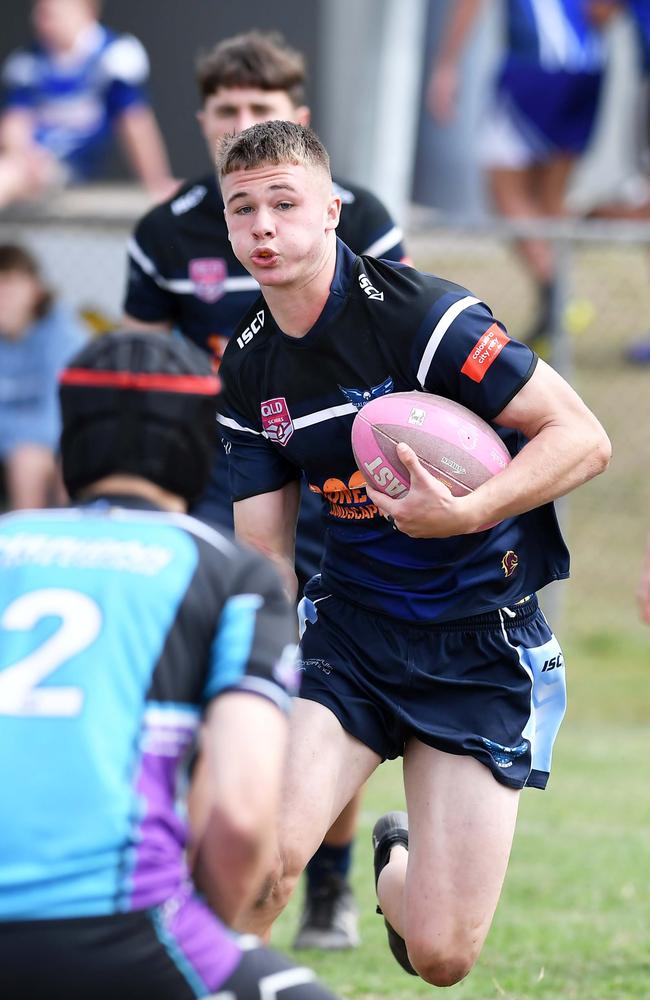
[367,358,612,538]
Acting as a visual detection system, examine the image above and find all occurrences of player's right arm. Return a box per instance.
[217,335,303,599]
[190,550,298,928]
[234,480,301,601]
[191,691,289,929]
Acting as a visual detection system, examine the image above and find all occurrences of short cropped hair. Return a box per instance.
[217,120,330,181]
[196,31,306,105]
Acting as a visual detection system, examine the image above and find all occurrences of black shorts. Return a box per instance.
[0,909,339,1000]
[298,577,567,790]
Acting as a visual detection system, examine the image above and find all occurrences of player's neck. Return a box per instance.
[80,476,187,512]
[263,236,337,338]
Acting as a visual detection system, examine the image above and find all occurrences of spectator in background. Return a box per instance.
[0,243,87,510]
[0,0,176,204]
[427,0,607,350]
[123,29,408,954]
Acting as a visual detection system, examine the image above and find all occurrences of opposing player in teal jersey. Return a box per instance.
[0,331,340,1000]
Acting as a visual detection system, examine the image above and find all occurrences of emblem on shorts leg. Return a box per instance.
[501,550,519,577]
[480,736,529,769]
[297,658,332,675]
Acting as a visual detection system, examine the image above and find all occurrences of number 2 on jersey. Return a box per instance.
[0,589,102,717]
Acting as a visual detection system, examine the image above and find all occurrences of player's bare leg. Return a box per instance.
[536,155,575,217]
[294,790,364,950]
[488,164,561,347]
[240,698,380,939]
[375,741,520,987]
[488,166,555,286]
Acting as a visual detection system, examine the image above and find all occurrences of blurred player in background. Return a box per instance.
[0,0,175,203]
[123,29,408,952]
[216,120,611,986]
[0,330,340,1000]
[0,243,87,510]
[427,0,607,350]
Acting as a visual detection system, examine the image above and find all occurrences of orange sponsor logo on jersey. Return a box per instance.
[309,471,379,520]
[461,323,510,383]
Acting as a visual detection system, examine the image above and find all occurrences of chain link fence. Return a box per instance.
[1,190,648,643]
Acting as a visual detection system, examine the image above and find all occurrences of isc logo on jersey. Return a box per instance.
[236,310,265,349]
[358,272,384,301]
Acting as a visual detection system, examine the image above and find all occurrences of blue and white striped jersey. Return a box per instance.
[505,0,605,71]
[1,24,150,180]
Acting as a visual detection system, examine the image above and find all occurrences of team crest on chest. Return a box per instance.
[189,258,227,303]
[261,397,294,446]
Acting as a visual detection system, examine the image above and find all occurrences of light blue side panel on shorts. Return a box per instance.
[515,631,567,776]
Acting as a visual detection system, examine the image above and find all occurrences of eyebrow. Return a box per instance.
[226,182,299,208]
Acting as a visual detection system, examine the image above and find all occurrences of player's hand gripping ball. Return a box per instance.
[351,391,511,501]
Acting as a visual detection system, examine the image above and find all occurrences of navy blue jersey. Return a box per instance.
[0,498,297,920]
[1,25,150,181]
[217,241,569,623]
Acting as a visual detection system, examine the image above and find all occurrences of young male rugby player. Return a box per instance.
[215,120,611,986]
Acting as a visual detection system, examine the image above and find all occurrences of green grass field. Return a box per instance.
[271,632,649,999]
[268,239,650,999]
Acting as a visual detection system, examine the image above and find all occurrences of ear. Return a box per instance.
[196,109,207,137]
[325,193,342,233]
[294,104,311,126]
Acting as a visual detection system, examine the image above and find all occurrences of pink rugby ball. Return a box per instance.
[351,391,510,499]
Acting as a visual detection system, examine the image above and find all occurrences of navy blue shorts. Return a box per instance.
[298,577,566,790]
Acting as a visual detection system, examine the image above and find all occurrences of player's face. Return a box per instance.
[222,161,340,289]
[32,0,95,51]
[198,87,309,153]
